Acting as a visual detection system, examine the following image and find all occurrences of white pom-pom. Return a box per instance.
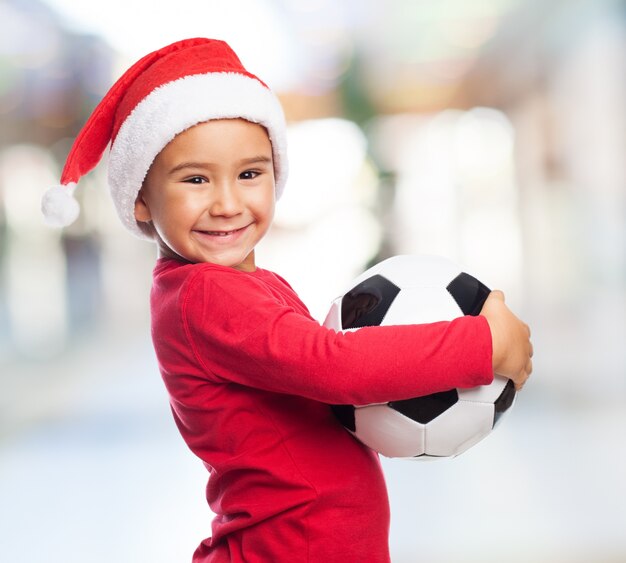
[41,183,80,227]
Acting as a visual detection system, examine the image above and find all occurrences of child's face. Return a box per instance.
[134,118,275,271]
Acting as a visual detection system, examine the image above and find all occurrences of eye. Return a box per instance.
[183,176,207,184]
[239,170,260,180]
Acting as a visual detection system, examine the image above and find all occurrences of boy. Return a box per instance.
[42,38,532,562]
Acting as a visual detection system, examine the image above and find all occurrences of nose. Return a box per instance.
[209,181,242,217]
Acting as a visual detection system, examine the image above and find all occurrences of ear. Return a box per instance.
[134,192,152,223]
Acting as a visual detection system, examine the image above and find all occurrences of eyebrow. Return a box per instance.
[240,155,273,166]
[168,155,273,175]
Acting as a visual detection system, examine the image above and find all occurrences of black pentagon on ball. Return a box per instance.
[330,388,460,432]
[414,452,446,459]
[331,404,356,432]
[446,272,491,316]
[389,389,459,424]
[341,274,401,329]
[493,379,516,425]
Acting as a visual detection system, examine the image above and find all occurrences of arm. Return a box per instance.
[182,269,494,405]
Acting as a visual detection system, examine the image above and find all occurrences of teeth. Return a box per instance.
[197,226,245,236]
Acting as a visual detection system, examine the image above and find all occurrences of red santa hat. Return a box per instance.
[41,37,288,239]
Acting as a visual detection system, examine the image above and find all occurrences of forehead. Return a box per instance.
[144,118,273,183]
[166,118,270,155]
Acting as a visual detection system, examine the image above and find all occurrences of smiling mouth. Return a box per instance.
[205,230,236,236]
[195,225,249,237]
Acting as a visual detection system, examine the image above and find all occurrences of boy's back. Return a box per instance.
[152,258,391,562]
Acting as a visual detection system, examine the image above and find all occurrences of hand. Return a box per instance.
[480,290,533,391]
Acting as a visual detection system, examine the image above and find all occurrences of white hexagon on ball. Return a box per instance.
[354,405,426,458]
[424,400,495,457]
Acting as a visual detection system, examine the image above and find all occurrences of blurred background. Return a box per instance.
[1,0,625,561]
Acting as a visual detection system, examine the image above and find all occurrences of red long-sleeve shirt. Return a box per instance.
[150,258,493,562]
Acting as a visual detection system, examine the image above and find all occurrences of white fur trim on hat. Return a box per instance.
[108,72,288,239]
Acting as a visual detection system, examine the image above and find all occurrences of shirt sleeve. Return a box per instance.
[181,267,494,405]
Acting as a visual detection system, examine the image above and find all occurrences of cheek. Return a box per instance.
[160,190,204,218]
[251,185,276,218]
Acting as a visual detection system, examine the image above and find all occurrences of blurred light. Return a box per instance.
[0,3,61,69]
[275,118,370,227]
[261,118,381,318]
[375,0,517,61]
[392,110,461,258]
[0,145,68,356]
[439,16,499,50]
[0,76,23,116]
[421,57,476,82]
[304,30,354,92]
[454,107,515,182]
[375,108,522,294]
[40,0,300,91]
[282,0,332,12]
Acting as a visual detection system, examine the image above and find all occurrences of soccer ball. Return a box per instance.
[323,254,516,459]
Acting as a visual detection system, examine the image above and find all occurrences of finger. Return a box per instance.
[529,340,534,358]
[490,289,505,302]
[514,365,531,391]
[526,357,533,375]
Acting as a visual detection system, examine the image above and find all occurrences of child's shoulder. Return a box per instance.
[153,258,311,321]
[154,258,288,294]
